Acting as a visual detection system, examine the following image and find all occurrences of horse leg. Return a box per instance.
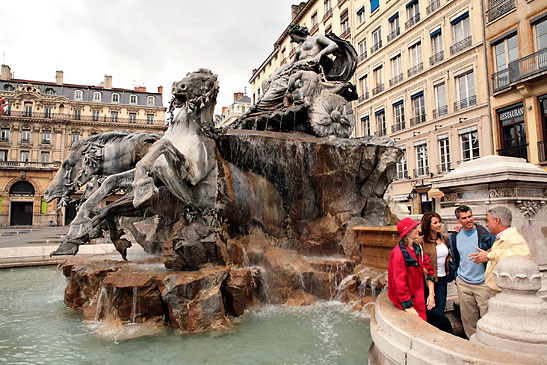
[106,216,132,260]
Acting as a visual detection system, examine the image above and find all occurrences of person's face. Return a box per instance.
[456,210,475,231]
[405,227,420,244]
[486,213,501,235]
[430,216,442,234]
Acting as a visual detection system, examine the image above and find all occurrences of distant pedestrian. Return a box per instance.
[388,217,435,321]
[449,205,495,339]
[468,206,530,293]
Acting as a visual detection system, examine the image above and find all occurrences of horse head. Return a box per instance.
[170,69,219,114]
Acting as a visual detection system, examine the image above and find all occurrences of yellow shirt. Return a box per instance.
[485,227,530,292]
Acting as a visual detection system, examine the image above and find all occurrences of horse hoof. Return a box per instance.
[50,241,80,257]
[133,178,156,207]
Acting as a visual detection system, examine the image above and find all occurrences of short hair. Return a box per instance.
[289,24,310,37]
[455,205,472,219]
[488,206,512,227]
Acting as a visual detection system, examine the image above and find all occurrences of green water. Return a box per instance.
[0,266,371,364]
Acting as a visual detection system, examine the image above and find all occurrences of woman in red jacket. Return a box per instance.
[388,217,435,320]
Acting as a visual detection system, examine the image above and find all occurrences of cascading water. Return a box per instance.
[95,286,110,322]
[130,287,138,324]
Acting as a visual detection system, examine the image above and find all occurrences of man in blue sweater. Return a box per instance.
[449,205,495,339]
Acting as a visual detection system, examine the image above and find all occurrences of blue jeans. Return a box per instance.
[434,276,448,313]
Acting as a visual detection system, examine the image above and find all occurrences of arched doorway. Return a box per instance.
[9,181,35,226]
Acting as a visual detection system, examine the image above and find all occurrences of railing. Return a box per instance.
[410,113,426,126]
[405,13,420,30]
[433,105,448,118]
[391,121,406,133]
[340,29,351,39]
[486,0,515,23]
[21,138,31,143]
[497,144,528,160]
[338,0,348,6]
[387,27,400,42]
[375,129,387,137]
[492,47,547,92]
[371,40,383,54]
[0,138,9,142]
[426,0,441,14]
[358,92,369,102]
[454,95,477,111]
[450,36,472,55]
[397,170,409,179]
[538,141,546,163]
[0,160,59,169]
[323,8,333,22]
[414,166,430,177]
[310,24,319,34]
[389,74,404,87]
[358,51,368,62]
[408,62,423,77]
[41,139,51,144]
[372,84,384,95]
[0,110,159,124]
[492,68,510,92]
[429,51,444,66]
[437,162,452,174]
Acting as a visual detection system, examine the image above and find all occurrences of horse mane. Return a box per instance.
[72,130,131,151]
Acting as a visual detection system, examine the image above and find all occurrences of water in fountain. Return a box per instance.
[95,286,110,322]
[130,287,138,324]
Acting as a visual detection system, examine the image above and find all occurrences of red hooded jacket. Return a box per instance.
[388,241,435,321]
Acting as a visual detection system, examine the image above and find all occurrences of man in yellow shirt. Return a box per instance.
[468,206,530,293]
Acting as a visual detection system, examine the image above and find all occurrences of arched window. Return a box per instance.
[147,96,155,106]
[93,92,102,102]
[74,90,83,100]
[9,181,35,195]
[129,94,138,104]
[45,87,56,95]
[111,93,120,103]
[3,84,14,91]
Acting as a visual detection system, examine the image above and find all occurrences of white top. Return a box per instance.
[436,243,449,277]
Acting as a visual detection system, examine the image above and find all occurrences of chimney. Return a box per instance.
[134,86,147,92]
[222,106,228,114]
[233,92,244,103]
[104,75,112,89]
[1,65,12,80]
[157,86,163,94]
[55,70,63,85]
[291,2,306,20]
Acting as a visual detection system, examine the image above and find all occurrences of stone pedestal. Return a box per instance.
[432,156,547,295]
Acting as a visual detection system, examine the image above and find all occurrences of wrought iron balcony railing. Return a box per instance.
[408,62,423,77]
[414,166,430,177]
[433,105,448,118]
[538,141,546,163]
[492,47,547,92]
[426,0,441,14]
[357,92,369,102]
[430,51,444,66]
[387,27,400,42]
[453,95,477,111]
[310,24,319,35]
[492,69,511,92]
[389,73,403,87]
[372,84,384,95]
[397,170,409,179]
[405,13,420,30]
[486,0,515,23]
[437,162,452,174]
[391,121,406,133]
[340,29,351,39]
[323,8,333,22]
[375,129,387,137]
[450,36,472,55]
[371,40,383,54]
[0,110,160,124]
[0,160,59,170]
[358,51,368,63]
[410,113,426,126]
[497,144,528,160]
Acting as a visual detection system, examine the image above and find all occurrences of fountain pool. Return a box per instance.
[0,267,371,364]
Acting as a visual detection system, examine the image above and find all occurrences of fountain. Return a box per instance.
[46,26,400,335]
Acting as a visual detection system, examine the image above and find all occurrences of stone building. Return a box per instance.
[484,0,547,166]
[0,65,167,227]
[215,92,252,128]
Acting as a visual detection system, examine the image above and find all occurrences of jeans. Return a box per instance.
[434,275,448,313]
[425,278,453,334]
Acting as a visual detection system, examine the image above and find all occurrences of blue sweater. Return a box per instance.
[455,228,486,284]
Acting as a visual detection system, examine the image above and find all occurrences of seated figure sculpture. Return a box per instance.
[234,24,358,137]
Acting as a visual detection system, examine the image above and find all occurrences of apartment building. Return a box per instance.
[215,92,252,128]
[484,0,547,166]
[0,65,167,226]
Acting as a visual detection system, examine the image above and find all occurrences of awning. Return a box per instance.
[428,188,445,199]
[393,194,410,202]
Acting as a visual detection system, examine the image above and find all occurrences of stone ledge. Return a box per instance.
[370,292,546,364]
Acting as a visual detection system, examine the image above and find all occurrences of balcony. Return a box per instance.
[414,166,430,177]
[492,47,547,93]
[358,51,367,63]
[433,105,448,118]
[0,160,59,170]
[437,162,452,174]
[372,84,384,95]
[405,13,420,30]
[389,73,403,87]
[497,144,528,160]
[453,95,477,111]
[0,110,159,125]
[410,113,426,126]
[323,8,333,22]
[310,24,319,35]
[539,141,546,163]
[397,170,409,179]
[371,40,383,54]
[450,36,472,55]
[387,27,400,42]
[340,29,351,39]
[426,0,440,14]
[407,62,423,77]
[391,121,406,133]
[358,92,369,102]
[41,139,51,144]
[375,129,387,137]
[429,51,444,66]
[486,0,515,23]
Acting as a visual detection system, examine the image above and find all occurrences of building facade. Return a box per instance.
[215,92,252,128]
[484,0,547,166]
[0,65,167,227]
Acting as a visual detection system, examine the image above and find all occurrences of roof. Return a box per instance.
[1,78,161,95]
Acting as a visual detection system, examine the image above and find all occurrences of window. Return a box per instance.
[373,65,383,94]
[147,114,154,124]
[430,28,443,60]
[111,111,119,122]
[460,129,479,161]
[341,13,350,35]
[372,27,382,52]
[415,143,429,176]
[452,12,470,44]
[358,39,367,60]
[42,130,51,144]
[494,33,519,73]
[324,0,332,14]
[371,0,379,13]
[433,83,447,117]
[73,108,81,120]
[21,129,31,143]
[20,150,30,162]
[0,149,7,161]
[44,106,53,118]
[325,25,332,34]
[456,71,475,104]
[3,84,14,91]
[388,13,400,41]
[93,92,102,102]
[406,0,420,28]
[129,112,137,123]
[147,96,155,106]
[45,87,55,95]
[361,115,370,136]
[497,104,527,159]
[409,41,422,69]
[438,136,450,173]
[111,93,120,103]
[41,151,50,163]
[358,74,368,100]
[375,109,386,136]
[312,12,318,27]
[92,110,100,121]
[536,18,547,50]
[357,6,365,24]
[71,131,80,144]
[1,128,9,141]
[130,94,138,104]
[396,147,408,179]
[74,90,83,100]
[411,91,425,124]
[24,102,32,117]
[391,54,402,82]
[392,101,405,131]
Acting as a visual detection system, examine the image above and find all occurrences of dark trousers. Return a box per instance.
[425,282,453,334]
[434,275,448,313]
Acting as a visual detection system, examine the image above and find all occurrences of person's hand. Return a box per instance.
[468,247,489,263]
[426,294,435,310]
[453,224,462,233]
[404,307,419,316]
[0,97,6,117]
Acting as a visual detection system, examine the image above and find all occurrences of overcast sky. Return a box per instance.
[1,0,299,116]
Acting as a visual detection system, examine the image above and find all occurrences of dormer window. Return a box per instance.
[147,96,155,106]
[93,91,102,102]
[45,87,56,95]
[111,93,120,103]
[3,84,14,91]
[74,90,83,100]
[129,94,137,104]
